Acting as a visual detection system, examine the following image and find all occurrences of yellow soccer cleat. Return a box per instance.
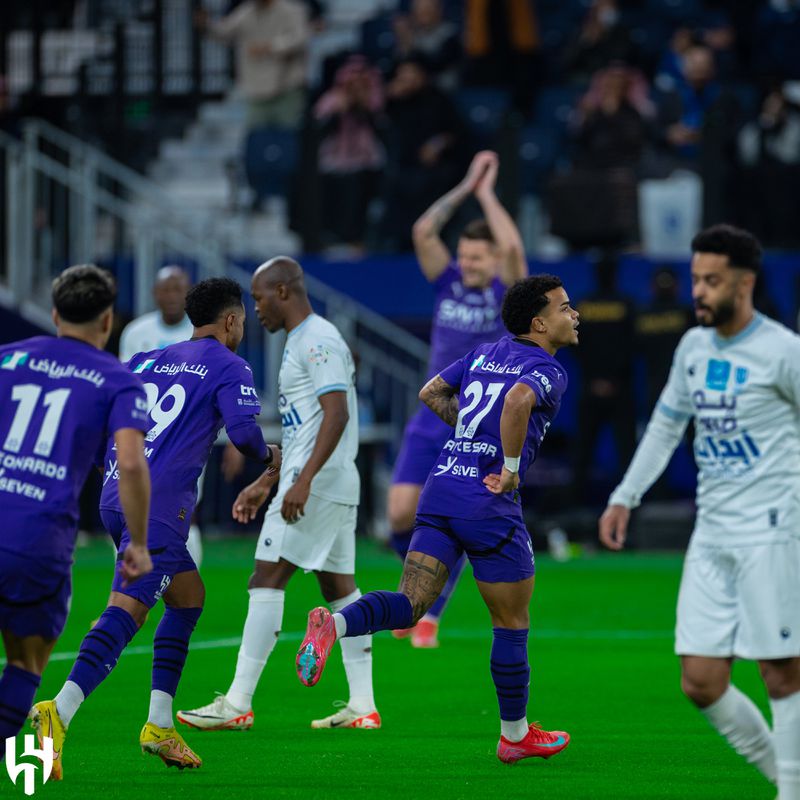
[139,722,202,770]
[29,700,66,781]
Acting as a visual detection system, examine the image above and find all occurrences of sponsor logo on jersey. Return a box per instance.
[705,359,731,391]
[0,351,29,371]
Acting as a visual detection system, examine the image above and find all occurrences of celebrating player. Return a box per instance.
[0,265,152,748]
[389,149,527,647]
[296,274,578,763]
[599,225,800,799]
[178,256,378,732]
[31,278,277,777]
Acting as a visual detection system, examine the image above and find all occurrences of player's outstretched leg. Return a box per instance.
[412,553,468,649]
[492,627,570,764]
[311,588,381,729]
[388,529,415,640]
[297,591,414,687]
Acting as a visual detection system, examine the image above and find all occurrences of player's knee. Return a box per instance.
[759,659,800,699]
[680,670,726,707]
[388,503,415,533]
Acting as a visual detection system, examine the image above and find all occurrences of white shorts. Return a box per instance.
[675,537,800,660]
[254,493,356,574]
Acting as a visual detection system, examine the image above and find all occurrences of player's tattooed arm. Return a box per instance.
[399,553,450,622]
[419,375,460,427]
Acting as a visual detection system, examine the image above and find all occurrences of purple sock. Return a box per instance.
[0,665,40,752]
[427,553,467,620]
[67,606,138,698]
[491,627,530,721]
[152,607,202,696]
[389,530,413,560]
[340,591,413,636]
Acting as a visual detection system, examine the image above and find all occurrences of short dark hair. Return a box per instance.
[691,224,762,273]
[460,219,495,245]
[52,264,116,323]
[502,274,564,335]
[185,277,243,327]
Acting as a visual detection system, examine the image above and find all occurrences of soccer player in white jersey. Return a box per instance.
[178,256,379,731]
[118,266,205,566]
[599,224,800,799]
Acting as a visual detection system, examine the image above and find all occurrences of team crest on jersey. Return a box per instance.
[308,345,330,365]
[735,367,749,386]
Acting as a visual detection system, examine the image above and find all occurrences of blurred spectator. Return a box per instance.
[314,55,385,252]
[197,0,311,131]
[655,27,700,94]
[753,0,800,79]
[462,0,541,112]
[635,268,693,414]
[393,0,460,90]
[378,55,465,251]
[736,85,800,248]
[562,0,638,86]
[571,253,636,505]
[655,44,739,223]
[572,64,654,171]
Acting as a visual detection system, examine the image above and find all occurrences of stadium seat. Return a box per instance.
[532,85,582,132]
[244,127,299,202]
[453,87,513,148]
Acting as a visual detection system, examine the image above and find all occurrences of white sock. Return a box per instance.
[329,590,374,715]
[771,690,800,800]
[501,717,529,742]
[701,685,776,783]
[186,524,203,569]
[226,588,284,712]
[54,681,84,728]
[148,689,173,729]
[333,612,347,638]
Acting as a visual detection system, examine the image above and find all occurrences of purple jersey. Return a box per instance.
[100,337,262,543]
[428,263,507,377]
[0,336,149,567]
[417,336,567,520]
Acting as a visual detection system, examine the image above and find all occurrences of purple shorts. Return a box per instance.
[0,548,71,640]
[392,407,452,486]
[103,510,197,609]
[411,513,535,584]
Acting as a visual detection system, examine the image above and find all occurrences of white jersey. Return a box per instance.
[275,314,359,505]
[611,313,800,545]
[119,312,194,362]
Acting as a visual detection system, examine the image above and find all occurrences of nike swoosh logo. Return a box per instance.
[329,719,345,728]
[539,736,566,747]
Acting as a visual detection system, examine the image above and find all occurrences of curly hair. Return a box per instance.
[52,264,117,323]
[501,274,564,335]
[691,224,762,273]
[185,277,244,327]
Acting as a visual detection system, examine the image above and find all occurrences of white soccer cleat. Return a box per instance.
[311,703,381,729]
[176,694,253,731]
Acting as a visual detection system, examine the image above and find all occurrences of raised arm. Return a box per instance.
[419,375,460,426]
[411,152,494,281]
[474,157,528,286]
[483,382,536,495]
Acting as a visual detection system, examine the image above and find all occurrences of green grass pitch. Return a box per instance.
[7,538,774,799]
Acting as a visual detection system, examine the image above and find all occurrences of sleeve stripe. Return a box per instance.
[315,383,348,397]
[657,401,690,421]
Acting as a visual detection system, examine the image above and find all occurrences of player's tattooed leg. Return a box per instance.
[399,552,450,623]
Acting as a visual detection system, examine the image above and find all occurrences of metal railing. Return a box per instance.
[0,119,430,433]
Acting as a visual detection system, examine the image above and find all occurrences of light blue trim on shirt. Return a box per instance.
[657,401,690,421]
[315,383,347,397]
[287,314,317,339]
[712,312,763,349]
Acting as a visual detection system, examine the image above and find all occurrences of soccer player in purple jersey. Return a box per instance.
[390,149,528,647]
[31,278,278,778]
[296,275,579,763]
[0,265,152,754]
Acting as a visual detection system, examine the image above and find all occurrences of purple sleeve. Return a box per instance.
[216,360,266,459]
[227,420,268,462]
[107,379,150,436]
[438,354,468,388]
[517,365,566,411]
[431,263,460,291]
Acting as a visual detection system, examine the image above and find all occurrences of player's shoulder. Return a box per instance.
[754,314,799,348]
[292,314,347,349]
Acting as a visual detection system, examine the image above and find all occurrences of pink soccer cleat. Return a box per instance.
[296,607,337,687]
[497,723,570,764]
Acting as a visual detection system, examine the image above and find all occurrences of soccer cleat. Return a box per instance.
[411,619,439,648]
[496,722,570,764]
[140,722,202,770]
[311,704,382,729]
[29,701,66,781]
[177,694,254,731]
[296,606,337,687]
[391,625,415,639]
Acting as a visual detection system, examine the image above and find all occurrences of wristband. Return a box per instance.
[503,456,520,474]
